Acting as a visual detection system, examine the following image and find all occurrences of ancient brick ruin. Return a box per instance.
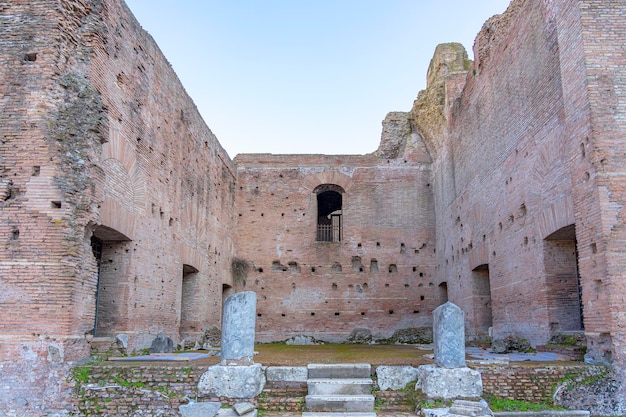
[1,0,625,415]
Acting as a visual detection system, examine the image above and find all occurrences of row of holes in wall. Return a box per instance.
[255,280,434,293]
[263,260,425,275]
[235,222,426,254]
[257,309,421,318]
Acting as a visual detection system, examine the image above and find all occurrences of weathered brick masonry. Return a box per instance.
[1,0,626,414]
[1,0,235,415]
[416,0,626,403]
[72,362,604,416]
[234,126,437,342]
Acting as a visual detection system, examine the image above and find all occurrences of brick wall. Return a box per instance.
[71,364,204,416]
[72,364,309,415]
[234,117,438,342]
[2,0,626,414]
[427,0,575,345]
[0,0,235,415]
[477,364,599,403]
[414,0,621,367]
[412,0,625,403]
[71,362,605,416]
[86,0,236,345]
[575,1,626,397]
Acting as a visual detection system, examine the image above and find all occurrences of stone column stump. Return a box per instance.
[416,302,482,400]
[198,291,265,398]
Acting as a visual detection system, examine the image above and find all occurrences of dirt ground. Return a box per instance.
[253,343,434,366]
[109,343,579,368]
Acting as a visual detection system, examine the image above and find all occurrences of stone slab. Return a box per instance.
[375,365,419,390]
[179,401,222,417]
[449,399,493,416]
[307,378,373,396]
[110,352,210,361]
[216,409,257,417]
[265,366,308,382]
[305,395,374,413]
[493,412,590,417]
[422,409,453,417]
[307,363,371,379]
[198,363,265,398]
[233,402,256,415]
[416,364,482,399]
[301,413,377,417]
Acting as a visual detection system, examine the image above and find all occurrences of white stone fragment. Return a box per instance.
[265,366,308,382]
[375,365,419,390]
[198,363,266,398]
[416,364,482,399]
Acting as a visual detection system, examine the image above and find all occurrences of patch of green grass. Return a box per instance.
[373,393,384,409]
[71,366,91,384]
[113,375,145,389]
[417,398,452,409]
[154,385,177,398]
[130,348,150,357]
[556,368,608,392]
[484,395,565,412]
[579,369,607,386]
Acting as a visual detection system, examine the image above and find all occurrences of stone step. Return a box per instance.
[307,363,371,379]
[305,395,375,413]
[302,413,377,417]
[307,378,373,396]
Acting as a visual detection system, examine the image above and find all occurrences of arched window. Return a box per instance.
[314,184,344,242]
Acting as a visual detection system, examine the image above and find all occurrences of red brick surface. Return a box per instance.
[1,0,626,414]
[1,1,235,415]
[234,148,437,342]
[424,0,625,395]
[71,361,601,416]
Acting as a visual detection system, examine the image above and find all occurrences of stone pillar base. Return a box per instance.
[198,363,266,398]
[416,364,482,399]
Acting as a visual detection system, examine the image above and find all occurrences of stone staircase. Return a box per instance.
[302,363,376,417]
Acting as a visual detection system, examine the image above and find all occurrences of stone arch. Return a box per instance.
[537,195,575,240]
[302,171,354,194]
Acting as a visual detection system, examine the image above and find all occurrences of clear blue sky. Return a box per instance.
[124,1,511,157]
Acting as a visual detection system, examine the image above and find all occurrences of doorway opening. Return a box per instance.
[472,264,493,336]
[90,225,131,337]
[544,225,583,333]
[438,282,448,305]
[180,264,200,338]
